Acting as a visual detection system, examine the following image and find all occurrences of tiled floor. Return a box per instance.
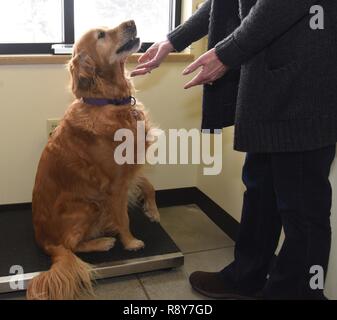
[1,205,235,300]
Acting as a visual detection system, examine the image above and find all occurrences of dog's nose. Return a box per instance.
[125,20,136,28]
[123,20,136,33]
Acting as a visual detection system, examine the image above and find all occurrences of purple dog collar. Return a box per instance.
[82,96,136,107]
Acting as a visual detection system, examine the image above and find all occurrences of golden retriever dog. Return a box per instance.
[27,20,160,300]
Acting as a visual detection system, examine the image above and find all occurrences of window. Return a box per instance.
[0,0,63,44]
[0,0,181,55]
[75,0,170,43]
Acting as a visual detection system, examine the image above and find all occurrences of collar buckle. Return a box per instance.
[130,96,137,107]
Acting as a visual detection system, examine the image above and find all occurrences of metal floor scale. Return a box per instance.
[0,205,184,294]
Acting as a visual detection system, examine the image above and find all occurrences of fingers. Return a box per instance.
[138,52,152,64]
[183,52,229,89]
[130,58,159,77]
[183,55,208,89]
[135,57,160,70]
[132,46,161,77]
[183,57,204,76]
[184,70,208,89]
[131,50,165,77]
[130,68,151,77]
[138,45,158,64]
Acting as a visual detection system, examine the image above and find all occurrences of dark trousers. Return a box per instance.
[222,145,336,299]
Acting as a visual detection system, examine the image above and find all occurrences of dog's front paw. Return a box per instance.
[124,239,145,251]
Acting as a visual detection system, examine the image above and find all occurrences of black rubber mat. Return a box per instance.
[0,206,181,277]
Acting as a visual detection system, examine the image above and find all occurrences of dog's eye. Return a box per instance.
[98,31,106,39]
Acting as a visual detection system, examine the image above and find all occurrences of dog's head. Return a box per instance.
[68,20,141,98]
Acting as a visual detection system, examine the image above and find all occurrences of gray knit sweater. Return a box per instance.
[168,0,337,153]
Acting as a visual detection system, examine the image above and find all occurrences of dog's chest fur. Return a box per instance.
[54,101,151,189]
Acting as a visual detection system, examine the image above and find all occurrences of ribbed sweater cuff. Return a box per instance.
[215,34,251,68]
[167,26,192,52]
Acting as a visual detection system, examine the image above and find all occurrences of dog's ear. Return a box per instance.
[68,51,96,94]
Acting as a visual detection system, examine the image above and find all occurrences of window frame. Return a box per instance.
[0,0,181,55]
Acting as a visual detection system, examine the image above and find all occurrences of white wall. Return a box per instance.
[135,63,203,190]
[197,127,246,222]
[0,65,73,204]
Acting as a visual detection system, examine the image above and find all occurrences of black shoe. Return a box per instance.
[189,271,260,300]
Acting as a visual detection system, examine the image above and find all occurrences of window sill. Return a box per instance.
[0,53,194,66]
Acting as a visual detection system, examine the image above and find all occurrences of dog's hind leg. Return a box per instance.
[136,176,160,223]
[75,238,116,253]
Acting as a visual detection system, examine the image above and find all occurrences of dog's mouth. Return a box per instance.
[116,37,141,54]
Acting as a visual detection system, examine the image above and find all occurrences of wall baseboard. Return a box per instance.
[0,187,240,242]
[0,203,31,212]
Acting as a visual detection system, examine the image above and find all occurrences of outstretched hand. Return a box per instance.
[131,40,174,77]
[183,48,229,89]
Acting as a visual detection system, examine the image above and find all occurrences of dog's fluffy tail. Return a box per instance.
[26,245,94,300]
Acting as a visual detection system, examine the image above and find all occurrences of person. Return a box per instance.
[131,0,337,300]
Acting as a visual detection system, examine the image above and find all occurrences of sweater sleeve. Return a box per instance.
[167,0,212,52]
[215,0,319,67]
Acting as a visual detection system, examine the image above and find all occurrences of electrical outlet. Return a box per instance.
[47,119,61,138]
